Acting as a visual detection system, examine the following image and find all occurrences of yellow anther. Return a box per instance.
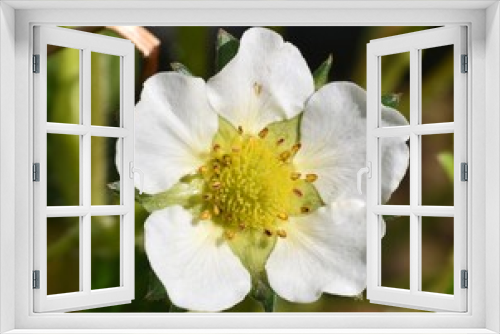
[213,204,221,216]
[238,126,244,134]
[239,222,246,230]
[293,188,303,197]
[276,138,285,146]
[212,181,222,190]
[264,229,273,237]
[277,229,287,238]
[291,143,302,154]
[223,154,232,165]
[225,230,236,240]
[277,212,289,221]
[202,193,212,201]
[232,146,241,153]
[198,165,208,174]
[213,143,221,152]
[258,128,269,139]
[291,172,301,180]
[300,206,310,214]
[200,210,211,220]
[305,173,318,183]
[280,151,291,161]
[253,82,263,96]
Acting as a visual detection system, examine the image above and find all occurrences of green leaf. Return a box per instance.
[250,276,276,312]
[438,152,454,182]
[263,114,301,151]
[381,93,402,109]
[215,29,239,72]
[170,62,193,76]
[169,303,188,312]
[312,54,333,90]
[145,270,168,301]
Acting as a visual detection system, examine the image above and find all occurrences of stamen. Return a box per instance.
[222,154,232,165]
[291,143,302,154]
[291,172,301,180]
[280,151,291,161]
[264,229,273,237]
[212,181,222,190]
[213,143,221,152]
[253,82,263,96]
[277,212,289,221]
[277,229,287,238]
[225,230,235,240]
[305,174,318,183]
[232,146,240,153]
[238,126,244,134]
[198,165,208,174]
[202,193,212,201]
[293,188,303,197]
[301,206,310,214]
[276,138,285,146]
[258,128,269,139]
[200,210,211,220]
[239,222,246,230]
[213,204,221,216]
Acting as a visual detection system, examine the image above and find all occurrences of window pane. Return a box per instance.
[91,216,121,290]
[421,133,454,206]
[380,137,410,205]
[91,52,121,127]
[47,134,80,206]
[421,216,454,294]
[91,137,121,205]
[381,215,410,290]
[421,45,454,124]
[380,51,410,126]
[47,45,80,124]
[47,217,80,295]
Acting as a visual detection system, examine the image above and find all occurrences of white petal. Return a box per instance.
[266,200,367,303]
[295,82,409,203]
[134,72,217,194]
[207,27,314,134]
[144,206,251,312]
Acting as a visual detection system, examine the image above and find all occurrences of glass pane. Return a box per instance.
[47,46,80,124]
[381,215,410,290]
[91,52,121,127]
[380,51,410,126]
[421,45,454,124]
[421,216,454,294]
[47,217,80,294]
[380,137,410,205]
[91,137,121,205]
[91,216,121,290]
[47,134,80,206]
[421,133,454,206]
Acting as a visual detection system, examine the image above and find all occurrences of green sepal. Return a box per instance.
[211,116,240,151]
[438,152,454,182]
[250,275,276,312]
[227,229,276,277]
[381,93,402,109]
[215,29,239,72]
[289,179,324,215]
[312,54,333,91]
[262,114,301,151]
[108,176,204,213]
[171,62,194,76]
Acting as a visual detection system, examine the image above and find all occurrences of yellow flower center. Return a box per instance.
[199,132,298,237]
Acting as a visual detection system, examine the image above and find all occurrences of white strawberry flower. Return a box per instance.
[129,27,409,312]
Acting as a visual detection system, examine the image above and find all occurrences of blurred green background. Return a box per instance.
[45,26,454,312]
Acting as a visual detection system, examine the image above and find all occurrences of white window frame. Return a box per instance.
[32,26,136,313]
[0,1,499,333]
[366,26,468,312]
